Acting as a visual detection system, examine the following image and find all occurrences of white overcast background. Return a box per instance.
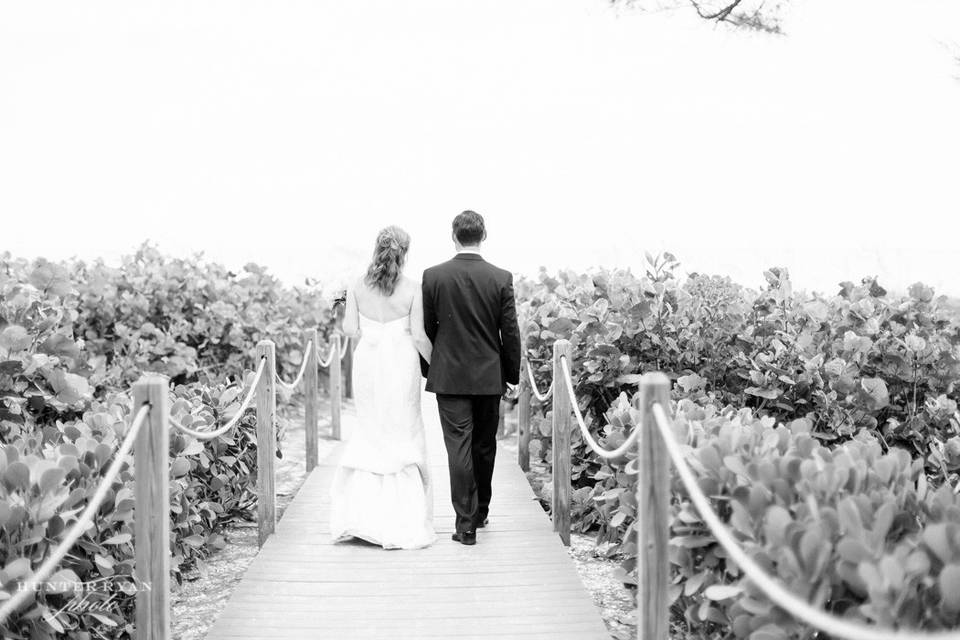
[2,0,958,297]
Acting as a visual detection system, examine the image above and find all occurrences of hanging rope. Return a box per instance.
[317,340,337,368]
[168,358,266,440]
[0,404,150,623]
[558,355,642,460]
[649,402,960,640]
[525,359,553,402]
[275,340,314,391]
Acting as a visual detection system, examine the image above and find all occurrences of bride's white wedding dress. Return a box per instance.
[329,312,437,549]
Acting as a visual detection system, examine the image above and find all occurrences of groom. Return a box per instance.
[421,211,522,545]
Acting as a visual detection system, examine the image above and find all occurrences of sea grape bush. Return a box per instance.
[0,244,333,638]
[70,242,333,388]
[519,256,960,456]
[0,384,261,639]
[516,254,960,637]
[600,395,960,638]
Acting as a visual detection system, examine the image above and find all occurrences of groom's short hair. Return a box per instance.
[453,210,486,245]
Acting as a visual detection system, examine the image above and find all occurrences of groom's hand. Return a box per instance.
[419,355,429,379]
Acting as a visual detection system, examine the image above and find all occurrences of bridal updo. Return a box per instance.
[364,226,410,296]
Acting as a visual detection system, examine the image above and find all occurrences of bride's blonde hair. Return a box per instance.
[364,226,410,296]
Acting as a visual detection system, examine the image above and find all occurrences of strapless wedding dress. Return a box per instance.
[329,313,437,549]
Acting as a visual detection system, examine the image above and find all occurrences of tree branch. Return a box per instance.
[688,0,744,21]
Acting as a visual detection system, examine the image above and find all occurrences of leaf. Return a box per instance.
[676,374,706,393]
[0,360,23,375]
[684,571,707,595]
[28,259,72,296]
[171,457,191,477]
[858,378,889,411]
[103,533,132,545]
[39,467,67,494]
[671,535,716,549]
[45,569,80,594]
[838,497,863,537]
[39,334,81,360]
[589,343,621,358]
[547,318,576,334]
[704,584,742,600]
[88,612,119,627]
[905,334,927,353]
[0,325,31,353]
[751,624,789,640]
[46,369,93,405]
[763,505,792,546]
[3,557,32,580]
[3,461,30,492]
[181,439,205,457]
[924,523,954,564]
[745,386,780,400]
[837,537,872,564]
[941,564,960,613]
[184,534,205,547]
[908,282,935,302]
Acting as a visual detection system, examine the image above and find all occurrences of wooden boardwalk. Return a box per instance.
[205,390,610,640]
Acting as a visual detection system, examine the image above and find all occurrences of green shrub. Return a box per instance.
[0,244,331,638]
[516,254,960,637]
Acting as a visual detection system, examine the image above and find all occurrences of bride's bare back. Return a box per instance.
[342,274,433,363]
[352,275,416,322]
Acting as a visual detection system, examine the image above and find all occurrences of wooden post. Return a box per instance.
[551,340,572,546]
[637,372,671,640]
[304,328,319,472]
[330,336,342,440]
[256,340,277,547]
[334,300,354,399]
[518,358,531,472]
[343,336,354,399]
[133,375,170,640]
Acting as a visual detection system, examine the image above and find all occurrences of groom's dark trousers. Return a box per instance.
[421,253,521,535]
[435,394,500,533]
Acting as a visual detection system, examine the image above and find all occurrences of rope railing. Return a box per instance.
[649,402,958,640]
[525,359,553,402]
[275,340,313,391]
[0,404,150,624]
[170,357,267,440]
[0,326,347,637]
[523,336,960,640]
[558,355,640,460]
[316,335,347,368]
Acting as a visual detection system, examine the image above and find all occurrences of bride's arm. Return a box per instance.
[410,286,432,364]
[341,284,360,339]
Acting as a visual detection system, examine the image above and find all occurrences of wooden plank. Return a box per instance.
[205,387,610,640]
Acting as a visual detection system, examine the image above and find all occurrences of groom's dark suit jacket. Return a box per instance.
[421,253,521,395]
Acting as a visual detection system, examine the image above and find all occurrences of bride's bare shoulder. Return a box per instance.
[398,274,420,292]
[350,276,369,294]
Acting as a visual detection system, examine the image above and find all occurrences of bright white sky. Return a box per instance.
[2,0,958,297]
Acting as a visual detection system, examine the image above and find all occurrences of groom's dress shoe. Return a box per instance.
[451,531,477,545]
[475,517,489,529]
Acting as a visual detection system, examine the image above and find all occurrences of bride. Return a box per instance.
[329,226,438,549]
